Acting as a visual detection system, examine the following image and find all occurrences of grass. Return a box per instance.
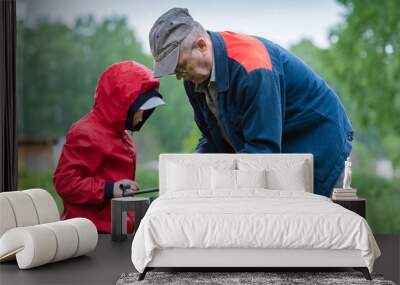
[134,167,159,198]
[18,167,64,214]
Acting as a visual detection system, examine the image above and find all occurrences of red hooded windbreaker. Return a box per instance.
[53,61,160,233]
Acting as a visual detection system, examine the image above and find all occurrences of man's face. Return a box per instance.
[174,38,212,85]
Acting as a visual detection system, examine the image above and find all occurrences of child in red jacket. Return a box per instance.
[53,61,165,233]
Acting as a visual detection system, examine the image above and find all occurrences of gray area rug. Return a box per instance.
[117,271,396,285]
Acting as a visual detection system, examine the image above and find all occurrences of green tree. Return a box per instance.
[291,0,400,169]
[17,20,85,137]
[327,0,400,167]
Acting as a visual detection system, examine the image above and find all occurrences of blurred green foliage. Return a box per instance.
[134,167,159,198]
[330,0,400,137]
[291,0,400,169]
[16,15,193,162]
[181,124,201,153]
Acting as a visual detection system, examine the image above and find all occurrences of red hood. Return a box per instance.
[93,61,160,133]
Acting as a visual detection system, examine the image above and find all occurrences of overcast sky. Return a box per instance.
[17,0,345,53]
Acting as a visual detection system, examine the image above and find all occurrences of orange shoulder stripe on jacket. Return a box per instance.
[220,31,272,72]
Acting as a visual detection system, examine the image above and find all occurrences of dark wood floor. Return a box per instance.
[0,234,398,284]
[373,235,400,284]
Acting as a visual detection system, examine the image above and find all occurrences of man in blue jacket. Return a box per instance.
[149,8,353,197]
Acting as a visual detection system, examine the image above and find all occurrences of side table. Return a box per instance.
[332,198,366,218]
[111,197,150,242]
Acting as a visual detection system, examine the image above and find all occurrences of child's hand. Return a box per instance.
[113,179,140,197]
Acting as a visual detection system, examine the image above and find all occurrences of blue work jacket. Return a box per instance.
[184,31,353,197]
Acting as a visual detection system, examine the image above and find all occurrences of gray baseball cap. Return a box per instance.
[149,8,195,78]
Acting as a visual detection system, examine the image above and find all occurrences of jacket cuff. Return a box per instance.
[104,181,114,199]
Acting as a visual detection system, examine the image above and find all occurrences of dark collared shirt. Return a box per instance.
[195,53,233,147]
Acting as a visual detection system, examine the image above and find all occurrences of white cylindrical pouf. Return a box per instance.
[0,196,17,237]
[0,192,39,227]
[42,221,79,262]
[0,190,98,269]
[0,226,57,269]
[24,189,60,224]
[65,218,98,257]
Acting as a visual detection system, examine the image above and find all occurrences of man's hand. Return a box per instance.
[113,179,140,198]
